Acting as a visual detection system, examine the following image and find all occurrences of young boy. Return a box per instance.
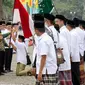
[10,34,28,76]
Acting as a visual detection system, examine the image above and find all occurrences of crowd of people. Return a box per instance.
[0,21,13,75]
[0,13,85,85]
[0,21,26,75]
[30,14,85,85]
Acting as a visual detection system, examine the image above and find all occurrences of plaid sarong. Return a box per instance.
[80,57,85,85]
[36,73,60,85]
[59,71,72,85]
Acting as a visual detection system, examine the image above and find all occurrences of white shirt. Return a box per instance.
[84,31,85,51]
[59,34,71,71]
[36,33,57,74]
[32,35,38,64]
[60,25,71,53]
[75,27,85,56]
[70,29,80,62]
[15,41,27,65]
[1,29,10,34]
[47,25,59,48]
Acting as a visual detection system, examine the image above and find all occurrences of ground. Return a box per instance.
[0,46,36,85]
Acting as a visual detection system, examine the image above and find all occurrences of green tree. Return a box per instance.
[1,0,14,20]
[0,0,3,20]
[52,0,84,19]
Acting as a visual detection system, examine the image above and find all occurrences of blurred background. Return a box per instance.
[0,0,85,21]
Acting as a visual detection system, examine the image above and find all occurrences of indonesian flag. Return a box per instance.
[13,0,34,38]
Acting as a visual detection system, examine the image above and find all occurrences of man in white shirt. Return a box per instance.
[66,20,80,85]
[73,18,85,84]
[4,22,13,72]
[84,30,85,61]
[55,15,71,54]
[44,14,59,48]
[34,15,59,85]
[55,15,72,85]
[10,35,30,76]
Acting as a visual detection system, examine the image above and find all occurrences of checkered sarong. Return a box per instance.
[59,71,72,85]
[80,57,85,85]
[36,73,60,85]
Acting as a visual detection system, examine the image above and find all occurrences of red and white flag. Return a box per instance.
[13,0,34,38]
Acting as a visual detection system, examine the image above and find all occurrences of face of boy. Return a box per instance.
[6,25,11,31]
[2,24,6,29]
[18,38,22,42]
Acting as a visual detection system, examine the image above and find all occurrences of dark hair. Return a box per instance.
[66,20,75,28]
[0,21,5,25]
[55,15,67,25]
[33,14,44,21]
[73,18,80,27]
[80,24,85,29]
[18,35,25,42]
[6,22,11,25]
[79,20,85,29]
[34,26,45,33]
[34,21,45,33]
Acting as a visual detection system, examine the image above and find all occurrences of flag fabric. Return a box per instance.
[13,0,33,38]
[35,0,38,8]
[39,0,54,14]
[2,32,11,38]
[1,29,11,38]
[20,0,27,4]
[28,0,32,8]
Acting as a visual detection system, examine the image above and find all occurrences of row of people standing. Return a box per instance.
[0,21,19,75]
[31,14,85,85]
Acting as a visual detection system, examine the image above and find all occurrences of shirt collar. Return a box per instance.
[48,25,54,32]
[76,27,82,31]
[60,25,66,32]
[38,33,46,41]
[49,25,54,29]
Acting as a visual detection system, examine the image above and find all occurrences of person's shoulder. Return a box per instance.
[42,33,53,43]
[42,33,51,40]
[61,26,68,32]
[70,29,76,34]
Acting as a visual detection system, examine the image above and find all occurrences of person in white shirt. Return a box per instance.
[84,30,85,61]
[55,15,72,85]
[55,15,71,54]
[44,14,59,48]
[34,15,59,85]
[66,20,80,85]
[4,22,13,72]
[73,18,85,57]
[10,35,29,76]
[73,18,85,85]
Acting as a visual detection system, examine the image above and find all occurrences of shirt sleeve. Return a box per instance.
[70,34,77,57]
[39,41,49,56]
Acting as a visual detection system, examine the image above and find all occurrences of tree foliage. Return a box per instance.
[0,0,3,20]
[52,0,84,19]
[1,0,85,20]
[2,0,14,20]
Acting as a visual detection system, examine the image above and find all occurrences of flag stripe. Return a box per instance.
[13,0,32,38]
